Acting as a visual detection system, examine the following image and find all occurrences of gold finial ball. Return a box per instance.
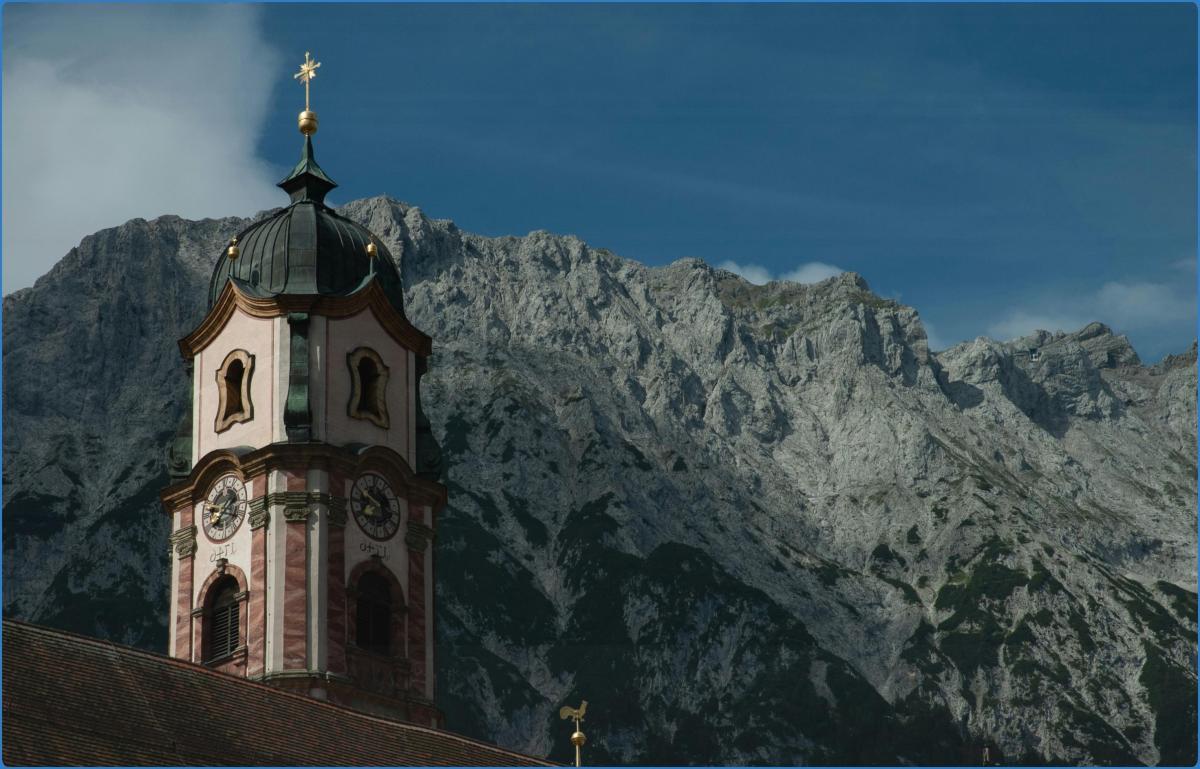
[298,109,319,136]
[227,236,240,260]
[571,731,586,748]
[366,241,378,258]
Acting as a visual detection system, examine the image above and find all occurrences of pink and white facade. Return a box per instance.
[161,281,446,726]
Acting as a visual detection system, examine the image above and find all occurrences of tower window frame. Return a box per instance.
[347,347,390,429]
[354,571,393,655]
[203,575,243,663]
[215,349,255,433]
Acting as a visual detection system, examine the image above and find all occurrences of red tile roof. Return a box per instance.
[3,620,555,767]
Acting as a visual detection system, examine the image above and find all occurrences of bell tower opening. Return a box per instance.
[224,360,245,414]
[358,357,380,418]
[348,346,390,428]
[214,349,254,432]
[205,576,240,663]
[355,571,392,655]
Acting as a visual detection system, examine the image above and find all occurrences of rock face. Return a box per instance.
[4,197,1196,766]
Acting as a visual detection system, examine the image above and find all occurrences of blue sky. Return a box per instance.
[4,4,1196,359]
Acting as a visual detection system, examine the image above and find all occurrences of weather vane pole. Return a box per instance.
[293,51,322,136]
[559,700,588,768]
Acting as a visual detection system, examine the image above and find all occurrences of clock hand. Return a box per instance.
[206,495,235,527]
[363,490,389,519]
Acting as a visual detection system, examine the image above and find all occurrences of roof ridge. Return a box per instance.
[3,619,556,765]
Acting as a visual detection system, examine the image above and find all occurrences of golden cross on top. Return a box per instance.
[293,51,321,111]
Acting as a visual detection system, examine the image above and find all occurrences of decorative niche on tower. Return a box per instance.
[215,349,254,432]
[347,346,390,428]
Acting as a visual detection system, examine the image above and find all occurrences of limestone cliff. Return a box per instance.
[4,197,1195,765]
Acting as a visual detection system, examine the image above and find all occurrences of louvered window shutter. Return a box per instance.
[206,579,240,661]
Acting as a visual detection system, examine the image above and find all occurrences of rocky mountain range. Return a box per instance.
[3,196,1196,765]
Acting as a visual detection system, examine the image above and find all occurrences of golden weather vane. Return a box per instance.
[559,700,588,767]
[294,51,322,136]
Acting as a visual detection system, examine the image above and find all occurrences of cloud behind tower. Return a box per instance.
[2,5,283,292]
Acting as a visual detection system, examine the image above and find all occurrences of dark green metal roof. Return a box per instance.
[208,137,404,311]
[279,136,337,205]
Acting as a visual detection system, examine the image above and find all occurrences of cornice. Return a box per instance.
[179,280,432,360]
[163,443,447,517]
[405,522,435,553]
[282,502,310,523]
[170,526,198,559]
[248,498,269,530]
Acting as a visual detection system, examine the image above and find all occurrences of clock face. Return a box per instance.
[203,474,247,541]
[351,473,400,541]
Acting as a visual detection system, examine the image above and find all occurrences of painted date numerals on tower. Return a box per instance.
[360,542,390,559]
[210,543,236,562]
[350,473,400,541]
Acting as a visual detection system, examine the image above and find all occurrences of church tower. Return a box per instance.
[160,53,446,726]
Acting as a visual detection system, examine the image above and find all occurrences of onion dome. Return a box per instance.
[207,135,405,312]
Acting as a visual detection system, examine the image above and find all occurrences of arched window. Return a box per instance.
[358,357,380,410]
[215,349,254,432]
[347,347,390,428]
[224,360,244,414]
[355,572,391,655]
[205,576,240,662]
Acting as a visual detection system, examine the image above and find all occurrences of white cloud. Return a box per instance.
[1095,281,1195,328]
[987,279,1195,341]
[921,318,948,352]
[781,261,843,284]
[717,260,774,284]
[987,310,1089,341]
[2,6,284,292]
[717,259,844,286]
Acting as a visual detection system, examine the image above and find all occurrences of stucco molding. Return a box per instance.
[161,444,447,516]
[282,503,311,523]
[197,562,250,606]
[404,522,435,553]
[214,348,255,433]
[181,280,432,360]
[170,526,198,559]
[347,346,391,429]
[248,498,269,530]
